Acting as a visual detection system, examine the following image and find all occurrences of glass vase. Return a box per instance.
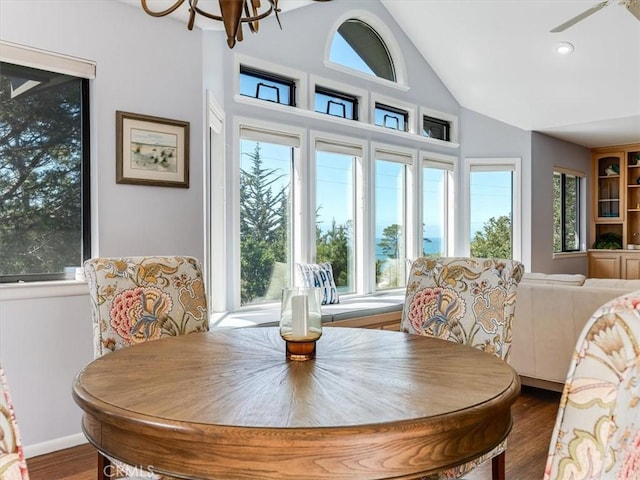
[279,287,322,361]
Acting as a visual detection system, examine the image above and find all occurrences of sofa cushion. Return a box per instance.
[583,278,640,289]
[522,272,586,286]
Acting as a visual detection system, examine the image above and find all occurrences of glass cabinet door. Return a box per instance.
[596,154,622,220]
[627,150,640,246]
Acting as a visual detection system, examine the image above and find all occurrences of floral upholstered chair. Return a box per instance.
[401,256,524,480]
[0,365,30,480]
[84,256,209,480]
[543,291,640,480]
[84,256,209,358]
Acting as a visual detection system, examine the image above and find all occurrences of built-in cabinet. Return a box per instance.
[590,143,640,278]
[588,249,640,279]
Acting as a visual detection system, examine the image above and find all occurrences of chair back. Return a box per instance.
[0,365,30,480]
[402,257,524,361]
[544,291,640,480]
[84,256,209,358]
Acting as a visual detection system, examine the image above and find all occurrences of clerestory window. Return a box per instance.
[314,86,358,120]
[239,65,296,106]
[375,103,408,132]
[423,115,450,142]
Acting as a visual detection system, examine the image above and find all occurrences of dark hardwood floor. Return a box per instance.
[26,385,561,480]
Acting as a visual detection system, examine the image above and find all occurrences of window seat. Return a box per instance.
[211,292,405,330]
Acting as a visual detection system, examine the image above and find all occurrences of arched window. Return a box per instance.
[330,19,396,82]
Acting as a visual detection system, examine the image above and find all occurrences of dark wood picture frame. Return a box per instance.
[116,111,189,188]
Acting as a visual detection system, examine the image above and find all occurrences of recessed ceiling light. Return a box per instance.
[555,42,574,55]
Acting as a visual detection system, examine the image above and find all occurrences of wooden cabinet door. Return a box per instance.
[622,254,640,279]
[588,252,621,278]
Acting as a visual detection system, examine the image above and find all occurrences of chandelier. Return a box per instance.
[141,0,327,49]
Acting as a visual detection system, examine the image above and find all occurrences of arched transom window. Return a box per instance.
[330,19,396,82]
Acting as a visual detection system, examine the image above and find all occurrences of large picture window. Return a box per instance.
[0,57,91,282]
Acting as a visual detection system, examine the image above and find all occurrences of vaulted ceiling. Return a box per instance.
[124,0,640,148]
[381,0,640,149]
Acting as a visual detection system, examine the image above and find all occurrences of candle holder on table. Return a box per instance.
[279,287,322,361]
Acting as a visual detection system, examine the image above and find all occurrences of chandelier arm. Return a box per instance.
[274,5,281,29]
[190,2,276,23]
[246,0,259,33]
[140,0,186,17]
[187,0,199,30]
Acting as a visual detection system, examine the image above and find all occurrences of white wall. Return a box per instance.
[459,108,533,270]
[531,132,590,274]
[0,0,210,455]
[0,285,92,455]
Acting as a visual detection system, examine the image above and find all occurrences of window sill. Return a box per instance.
[552,251,587,260]
[234,94,460,150]
[211,291,406,329]
[0,280,88,301]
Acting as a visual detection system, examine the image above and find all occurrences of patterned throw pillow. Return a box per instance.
[297,262,340,305]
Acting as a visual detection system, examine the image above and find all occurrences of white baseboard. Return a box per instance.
[24,433,88,459]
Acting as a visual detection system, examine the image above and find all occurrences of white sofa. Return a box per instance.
[511,273,640,391]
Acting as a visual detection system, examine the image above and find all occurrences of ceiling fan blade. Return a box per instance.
[550,0,610,32]
[627,0,640,21]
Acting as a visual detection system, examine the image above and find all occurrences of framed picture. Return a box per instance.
[116,111,189,188]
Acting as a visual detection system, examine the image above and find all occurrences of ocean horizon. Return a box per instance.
[375,237,442,261]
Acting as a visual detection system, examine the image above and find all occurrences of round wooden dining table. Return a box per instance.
[72,327,520,480]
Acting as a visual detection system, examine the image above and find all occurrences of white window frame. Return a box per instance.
[234,54,308,111]
[309,74,369,124]
[371,93,417,135]
[461,157,522,261]
[324,10,409,90]
[311,132,365,295]
[553,166,587,255]
[0,41,95,285]
[419,106,460,148]
[213,43,462,314]
[422,152,457,258]
[206,91,226,311]
[232,117,306,311]
[372,143,416,291]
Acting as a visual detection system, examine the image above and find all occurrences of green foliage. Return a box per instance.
[0,70,83,277]
[376,224,403,287]
[316,219,352,287]
[240,144,288,304]
[553,172,579,253]
[470,215,512,258]
[592,232,622,249]
[379,224,401,258]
